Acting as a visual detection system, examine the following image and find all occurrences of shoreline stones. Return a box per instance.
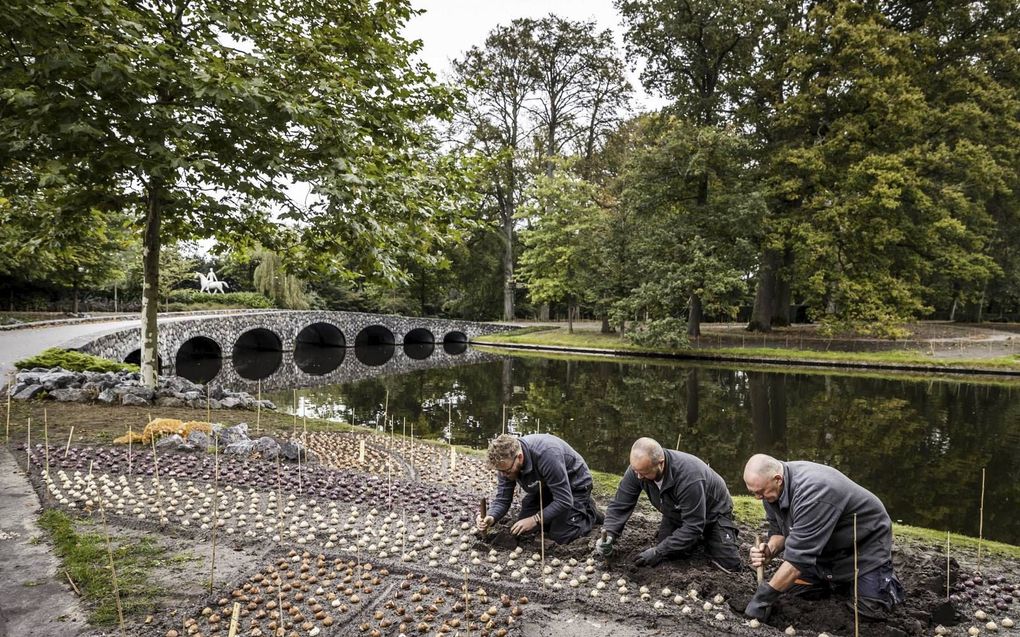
[11,367,275,411]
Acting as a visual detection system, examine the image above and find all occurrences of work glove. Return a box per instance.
[744,580,781,620]
[633,546,663,567]
[476,514,495,533]
[594,533,615,558]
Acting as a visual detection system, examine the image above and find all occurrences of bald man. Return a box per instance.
[595,438,741,570]
[743,454,904,620]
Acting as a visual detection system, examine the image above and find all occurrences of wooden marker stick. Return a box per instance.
[64,426,74,458]
[978,467,986,574]
[946,531,951,600]
[91,461,127,637]
[227,602,241,637]
[43,408,49,476]
[853,514,859,637]
[25,417,31,473]
[479,497,488,536]
[755,533,764,584]
[4,373,11,444]
[255,380,261,435]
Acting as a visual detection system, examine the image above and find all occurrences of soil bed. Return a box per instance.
[7,422,1020,637]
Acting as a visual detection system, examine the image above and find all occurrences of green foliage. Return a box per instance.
[37,510,165,625]
[626,317,690,349]
[252,248,310,310]
[516,165,603,328]
[165,290,274,309]
[0,0,471,384]
[15,347,137,373]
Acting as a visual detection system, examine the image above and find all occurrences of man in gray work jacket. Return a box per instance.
[476,434,601,544]
[743,454,905,620]
[594,438,741,571]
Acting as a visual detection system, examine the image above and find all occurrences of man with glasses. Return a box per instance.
[595,437,741,571]
[475,433,602,545]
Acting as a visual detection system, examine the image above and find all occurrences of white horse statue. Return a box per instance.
[195,271,229,294]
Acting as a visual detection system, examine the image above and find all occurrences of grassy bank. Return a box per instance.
[475,327,1020,372]
[37,510,169,625]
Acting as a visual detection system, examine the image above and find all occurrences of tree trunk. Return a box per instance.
[685,368,699,430]
[72,279,80,314]
[600,315,611,333]
[771,248,794,326]
[748,249,780,332]
[502,210,515,321]
[140,182,162,388]
[567,303,574,334]
[538,303,550,321]
[687,293,702,338]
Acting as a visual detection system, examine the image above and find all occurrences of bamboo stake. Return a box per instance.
[676,431,682,451]
[90,461,126,637]
[946,531,951,600]
[384,389,389,422]
[502,404,506,434]
[410,418,414,471]
[536,417,540,434]
[538,481,545,588]
[127,425,133,477]
[206,387,211,423]
[755,533,764,584]
[43,408,49,477]
[853,513,859,637]
[5,372,12,445]
[462,566,471,637]
[210,433,219,593]
[25,417,30,473]
[274,456,285,634]
[255,380,261,435]
[358,439,366,464]
[64,426,74,458]
[65,569,81,596]
[450,445,457,472]
[150,435,166,527]
[978,467,986,574]
[292,389,297,437]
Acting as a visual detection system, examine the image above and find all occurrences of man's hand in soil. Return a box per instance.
[745,581,781,620]
[749,541,774,569]
[594,533,615,558]
[476,514,495,533]
[634,546,662,567]
[511,514,540,536]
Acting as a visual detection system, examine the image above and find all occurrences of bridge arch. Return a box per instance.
[233,328,283,379]
[175,336,222,384]
[295,322,346,375]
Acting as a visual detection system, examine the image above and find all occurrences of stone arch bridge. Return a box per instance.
[73,310,513,390]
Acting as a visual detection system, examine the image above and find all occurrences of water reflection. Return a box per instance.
[443,341,468,355]
[355,344,395,366]
[276,356,1020,544]
[405,342,435,360]
[294,342,345,375]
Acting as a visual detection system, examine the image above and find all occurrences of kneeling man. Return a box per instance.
[595,437,741,570]
[743,454,905,620]
[476,434,600,544]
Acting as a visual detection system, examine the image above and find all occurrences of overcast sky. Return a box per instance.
[403,0,666,112]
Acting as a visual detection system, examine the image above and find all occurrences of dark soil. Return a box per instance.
[9,425,1019,637]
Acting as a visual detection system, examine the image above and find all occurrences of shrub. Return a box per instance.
[626,318,690,349]
[14,347,138,373]
[166,290,275,309]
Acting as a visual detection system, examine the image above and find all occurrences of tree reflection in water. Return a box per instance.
[276,355,1020,544]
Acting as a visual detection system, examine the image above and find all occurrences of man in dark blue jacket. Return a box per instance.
[476,433,600,544]
[743,454,905,620]
[595,438,741,571]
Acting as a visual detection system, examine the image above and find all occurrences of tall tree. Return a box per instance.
[617,0,760,335]
[453,15,630,321]
[515,165,601,333]
[1,0,460,386]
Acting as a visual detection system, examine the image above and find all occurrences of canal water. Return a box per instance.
[181,345,1020,544]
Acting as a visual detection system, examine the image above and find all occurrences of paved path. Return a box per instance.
[0,312,260,387]
[0,447,87,637]
[0,318,142,385]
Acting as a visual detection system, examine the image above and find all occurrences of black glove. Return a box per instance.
[744,580,781,620]
[594,533,615,557]
[634,546,662,567]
